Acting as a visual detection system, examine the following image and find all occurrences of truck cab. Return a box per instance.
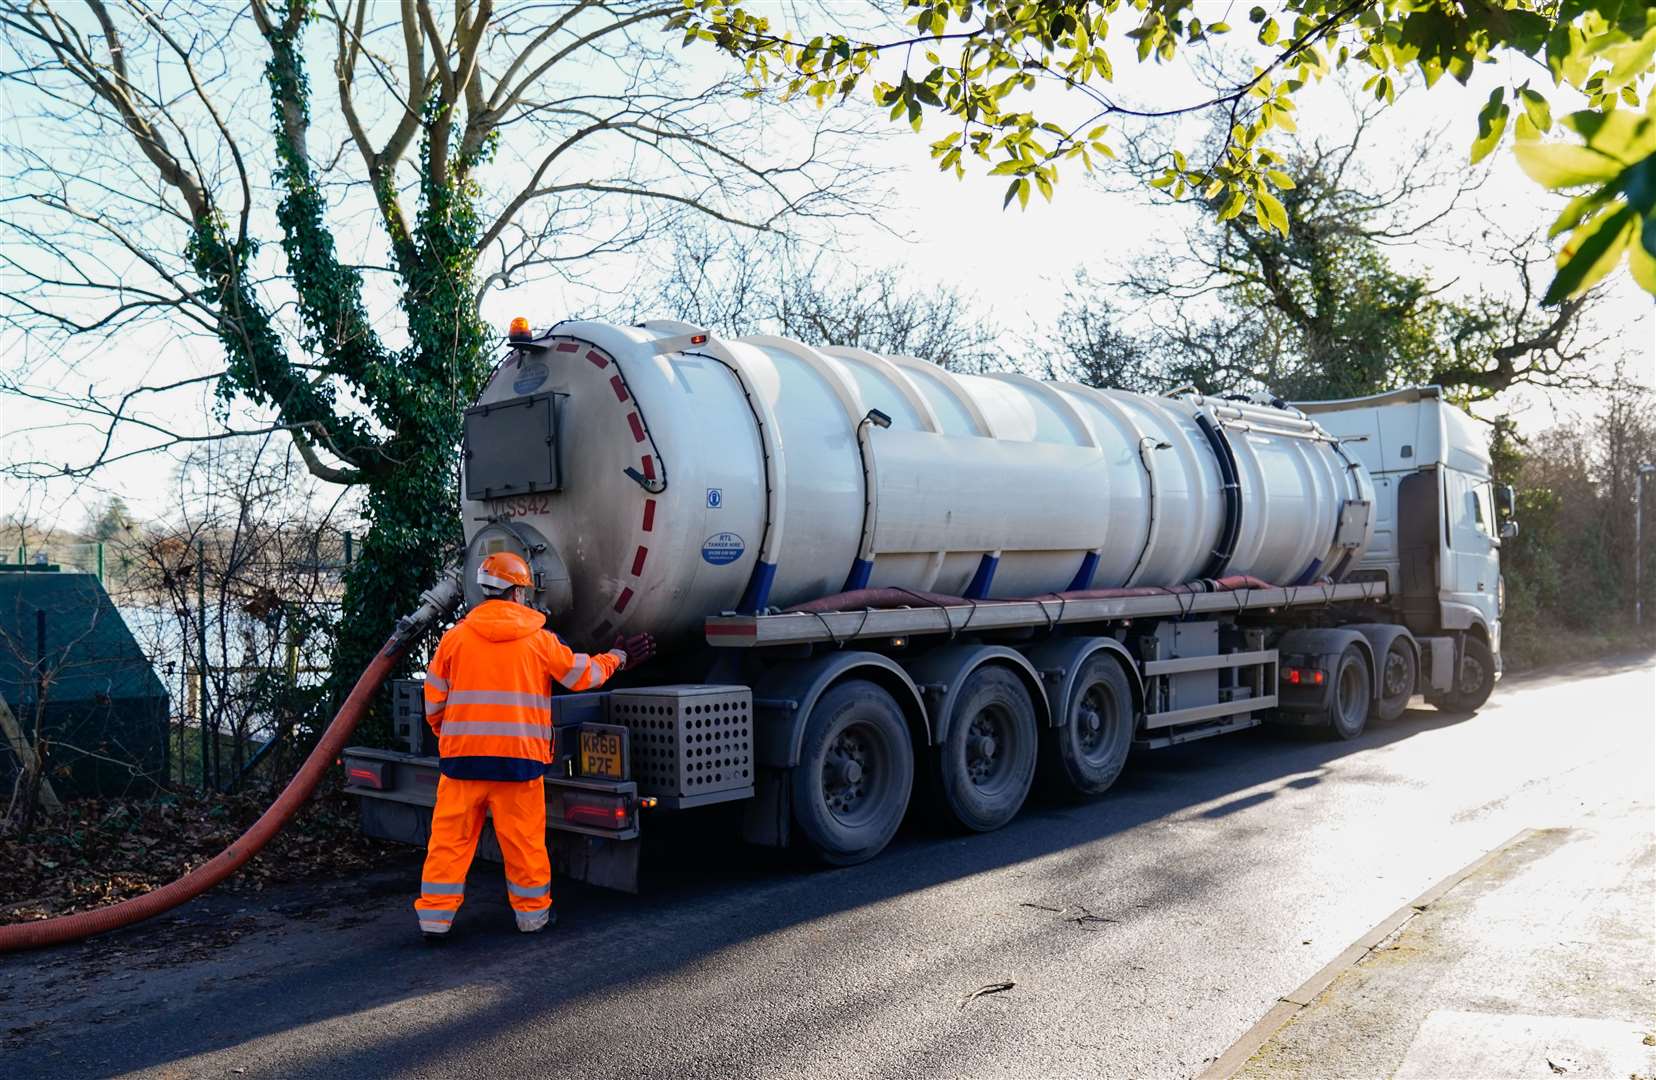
[1297,387,1506,693]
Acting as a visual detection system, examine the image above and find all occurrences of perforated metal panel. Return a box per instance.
[389,679,435,755]
[605,685,754,808]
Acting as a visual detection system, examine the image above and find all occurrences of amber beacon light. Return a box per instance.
[508,316,532,341]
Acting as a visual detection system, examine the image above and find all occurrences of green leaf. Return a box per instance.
[1257,190,1290,234]
[1606,25,1656,90]
[1518,88,1552,133]
[1471,89,1509,164]
[1514,141,1628,187]
[1566,108,1656,162]
[1003,178,1020,209]
[1546,204,1636,303]
[1626,210,1656,292]
[1548,189,1615,239]
[1266,170,1296,189]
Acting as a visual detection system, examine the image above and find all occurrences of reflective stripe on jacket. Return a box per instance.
[423,600,623,776]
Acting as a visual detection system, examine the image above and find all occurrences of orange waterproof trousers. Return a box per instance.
[414,775,552,933]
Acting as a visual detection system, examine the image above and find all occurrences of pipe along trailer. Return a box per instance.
[343,321,1512,890]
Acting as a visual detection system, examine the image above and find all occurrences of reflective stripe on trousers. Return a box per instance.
[417,908,455,934]
[515,908,550,932]
[507,880,551,899]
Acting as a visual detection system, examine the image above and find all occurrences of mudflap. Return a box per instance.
[740,766,791,849]
[555,833,641,894]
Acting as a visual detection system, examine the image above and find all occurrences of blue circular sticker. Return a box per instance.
[512,359,548,395]
[701,532,745,566]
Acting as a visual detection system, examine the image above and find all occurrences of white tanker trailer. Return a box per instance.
[344,320,1511,883]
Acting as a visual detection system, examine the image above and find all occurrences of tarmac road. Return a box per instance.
[2,653,1651,1080]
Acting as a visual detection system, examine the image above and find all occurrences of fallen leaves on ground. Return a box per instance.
[0,779,399,924]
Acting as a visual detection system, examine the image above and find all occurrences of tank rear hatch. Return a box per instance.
[462,390,567,501]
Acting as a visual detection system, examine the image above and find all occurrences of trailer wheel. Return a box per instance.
[791,679,913,866]
[931,665,1038,832]
[1439,637,1496,714]
[1374,638,1418,722]
[1324,645,1372,741]
[1039,655,1135,800]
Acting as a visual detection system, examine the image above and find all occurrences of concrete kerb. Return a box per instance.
[1196,827,1539,1080]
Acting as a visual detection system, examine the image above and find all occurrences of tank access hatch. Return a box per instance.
[462,390,567,502]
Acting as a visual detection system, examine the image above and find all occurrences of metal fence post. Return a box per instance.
[197,540,211,790]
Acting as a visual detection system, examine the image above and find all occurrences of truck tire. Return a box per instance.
[1374,637,1418,722]
[931,665,1038,832]
[1324,645,1372,741]
[1439,637,1496,714]
[790,679,914,866]
[1038,654,1135,800]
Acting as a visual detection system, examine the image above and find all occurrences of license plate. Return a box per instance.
[579,728,626,780]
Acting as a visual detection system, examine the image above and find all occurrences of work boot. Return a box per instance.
[516,908,556,933]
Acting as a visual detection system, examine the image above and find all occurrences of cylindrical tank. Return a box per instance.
[458,319,1374,647]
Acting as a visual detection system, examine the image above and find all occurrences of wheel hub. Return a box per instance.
[823,730,873,816]
[1459,657,1485,695]
[1384,653,1409,697]
[967,712,1004,785]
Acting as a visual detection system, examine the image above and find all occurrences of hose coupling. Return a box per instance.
[387,566,465,651]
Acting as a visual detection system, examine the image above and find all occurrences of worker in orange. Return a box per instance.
[414,551,654,938]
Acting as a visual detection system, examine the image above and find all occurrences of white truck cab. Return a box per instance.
[1298,387,1506,691]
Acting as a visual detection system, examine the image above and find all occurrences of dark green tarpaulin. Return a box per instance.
[0,569,168,797]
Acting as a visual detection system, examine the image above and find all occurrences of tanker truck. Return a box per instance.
[341,319,1511,889]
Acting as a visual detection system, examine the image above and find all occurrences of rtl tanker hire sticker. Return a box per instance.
[512,360,549,395]
[701,532,745,566]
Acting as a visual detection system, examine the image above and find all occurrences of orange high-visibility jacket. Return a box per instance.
[423,599,623,781]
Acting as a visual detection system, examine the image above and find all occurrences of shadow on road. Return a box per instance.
[3,700,1489,1078]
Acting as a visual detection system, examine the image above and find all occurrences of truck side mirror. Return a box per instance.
[1496,484,1515,516]
[1499,520,1519,540]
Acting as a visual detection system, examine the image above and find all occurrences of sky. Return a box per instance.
[2,2,1652,536]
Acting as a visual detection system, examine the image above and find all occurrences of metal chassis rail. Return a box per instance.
[705,581,1390,649]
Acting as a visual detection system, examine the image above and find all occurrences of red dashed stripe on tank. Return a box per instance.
[558,339,655,639]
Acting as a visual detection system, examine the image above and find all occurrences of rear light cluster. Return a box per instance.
[1282,667,1325,686]
[342,758,388,789]
[558,792,634,831]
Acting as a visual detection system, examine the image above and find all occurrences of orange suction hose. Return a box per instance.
[0,572,461,954]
